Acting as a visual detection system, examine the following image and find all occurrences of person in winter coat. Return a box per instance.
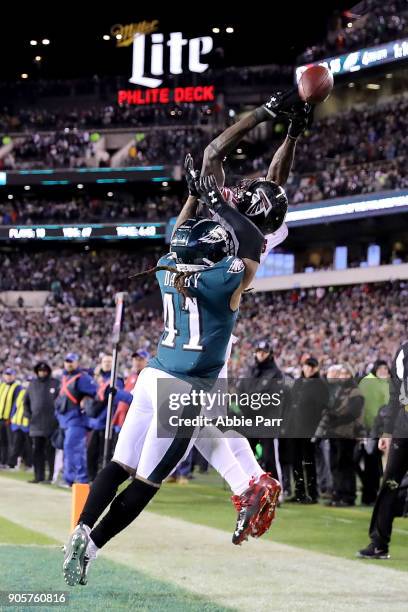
[315,364,365,507]
[24,362,59,483]
[55,353,97,486]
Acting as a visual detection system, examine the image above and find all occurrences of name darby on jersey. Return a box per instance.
[164,271,201,288]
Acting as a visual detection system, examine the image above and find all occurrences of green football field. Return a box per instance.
[1,469,408,611]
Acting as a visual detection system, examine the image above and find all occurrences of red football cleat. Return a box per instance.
[251,474,281,538]
[231,476,276,545]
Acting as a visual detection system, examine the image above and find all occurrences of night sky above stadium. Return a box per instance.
[1,2,351,80]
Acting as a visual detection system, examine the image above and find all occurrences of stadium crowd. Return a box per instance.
[2,95,408,210]
[0,280,405,504]
[0,280,405,381]
[0,249,159,307]
[3,131,97,170]
[299,0,408,63]
[0,104,217,133]
[0,194,180,225]
[238,96,408,202]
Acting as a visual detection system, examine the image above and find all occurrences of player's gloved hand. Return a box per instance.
[254,86,300,122]
[184,153,200,197]
[288,102,313,139]
[196,174,226,210]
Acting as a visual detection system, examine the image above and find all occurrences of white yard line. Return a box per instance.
[0,476,407,612]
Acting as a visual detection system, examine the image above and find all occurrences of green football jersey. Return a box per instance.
[149,253,245,379]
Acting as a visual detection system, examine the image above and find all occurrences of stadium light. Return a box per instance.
[30,40,38,46]
[21,73,28,79]
[7,194,13,200]
[77,184,84,189]
[42,39,50,45]
[226,27,234,33]
[24,185,31,191]
[103,34,110,41]
[212,27,220,34]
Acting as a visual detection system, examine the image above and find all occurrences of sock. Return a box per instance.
[226,433,264,482]
[90,478,158,548]
[195,427,249,495]
[85,537,99,560]
[79,461,130,529]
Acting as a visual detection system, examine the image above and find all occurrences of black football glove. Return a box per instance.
[196,174,226,211]
[255,86,300,122]
[184,153,200,197]
[288,102,314,139]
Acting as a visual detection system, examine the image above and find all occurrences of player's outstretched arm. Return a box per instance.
[201,88,299,188]
[172,154,199,235]
[196,175,264,307]
[267,103,312,186]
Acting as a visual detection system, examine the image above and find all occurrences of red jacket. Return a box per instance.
[111,371,138,428]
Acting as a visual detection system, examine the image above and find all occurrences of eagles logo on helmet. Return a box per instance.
[198,225,229,244]
[171,218,234,268]
[235,178,288,234]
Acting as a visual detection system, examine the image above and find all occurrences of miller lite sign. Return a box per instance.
[129,30,213,88]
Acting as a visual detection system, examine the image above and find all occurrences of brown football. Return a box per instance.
[298,65,334,104]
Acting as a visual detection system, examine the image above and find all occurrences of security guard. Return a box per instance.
[358,340,408,559]
[0,368,23,467]
[9,385,32,469]
[55,353,97,486]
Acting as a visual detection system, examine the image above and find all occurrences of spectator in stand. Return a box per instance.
[298,1,408,63]
[24,362,59,484]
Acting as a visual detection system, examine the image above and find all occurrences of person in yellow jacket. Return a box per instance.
[9,383,32,470]
[0,368,23,468]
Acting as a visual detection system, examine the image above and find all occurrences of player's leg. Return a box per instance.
[359,438,408,559]
[63,368,154,586]
[86,371,201,552]
[64,370,202,585]
[225,432,265,482]
[194,428,250,495]
[195,427,280,544]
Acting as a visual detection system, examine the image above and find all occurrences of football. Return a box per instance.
[298,65,334,104]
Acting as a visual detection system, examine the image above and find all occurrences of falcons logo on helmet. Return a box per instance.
[245,188,274,218]
[198,226,228,244]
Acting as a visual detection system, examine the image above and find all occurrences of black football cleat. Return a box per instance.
[357,543,390,560]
